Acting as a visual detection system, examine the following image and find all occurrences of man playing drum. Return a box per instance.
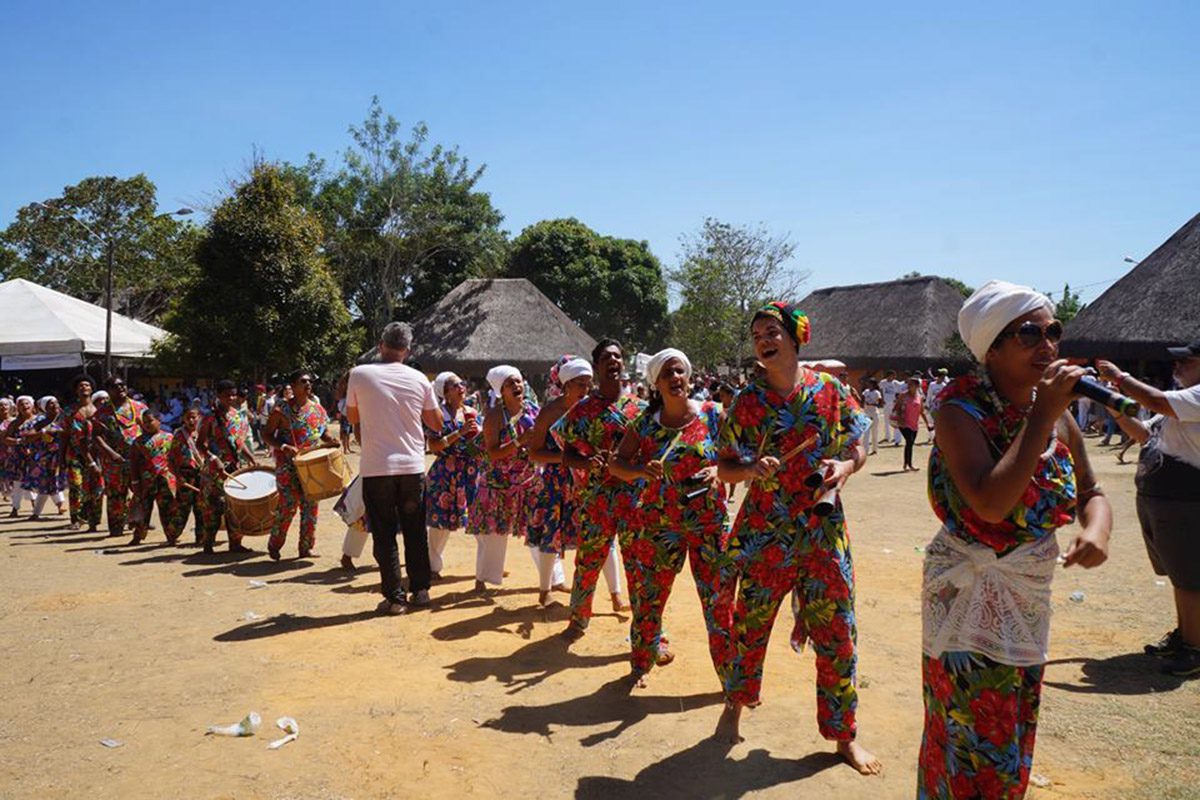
[198,379,258,554]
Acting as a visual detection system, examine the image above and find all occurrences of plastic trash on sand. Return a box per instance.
[268,717,299,750]
[1069,591,1086,603]
[206,711,262,737]
[99,738,124,748]
[242,611,263,621]
[248,580,268,589]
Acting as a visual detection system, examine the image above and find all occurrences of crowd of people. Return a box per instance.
[3,279,1198,798]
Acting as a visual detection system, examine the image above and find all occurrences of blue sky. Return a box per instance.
[2,2,1197,306]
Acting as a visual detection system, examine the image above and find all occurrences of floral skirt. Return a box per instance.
[917,651,1043,799]
[525,464,576,554]
[466,479,531,537]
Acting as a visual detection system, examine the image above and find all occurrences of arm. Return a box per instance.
[526,401,564,465]
[423,407,444,433]
[1059,413,1112,568]
[1096,360,1175,417]
[482,406,519,460]
[1108,410,1152,444]
[609,426,662,483]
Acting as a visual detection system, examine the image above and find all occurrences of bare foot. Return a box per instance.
[837,740,882,775]
[502,570,511,578]
[551,582,571,594]
[715,702,744,744]
[538,590,551,607]
[561,622,586,643]
[611,593,631,612]
[474,580,488,594]
[655,647,675,667]
[341,555,355,571]
[627,670,649,691]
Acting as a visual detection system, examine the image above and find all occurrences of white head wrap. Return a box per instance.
[92,390,109,403]
[16,395,34,407]
[645,348,692,387]
[38,396,56,412]
[433,372,461,402]
[958,280,1053,363]
[557,358,593,386]
[486,365,521,398]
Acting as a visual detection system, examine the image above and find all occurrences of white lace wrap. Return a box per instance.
[921,527,1058,667]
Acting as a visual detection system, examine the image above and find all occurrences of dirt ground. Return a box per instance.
[1,435,1196,799]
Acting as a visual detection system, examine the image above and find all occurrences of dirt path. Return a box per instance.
[1,439,1196,799]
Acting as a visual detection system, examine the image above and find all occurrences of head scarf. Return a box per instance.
[557,358,593,387]
[92,390,109,403]
[37,396,56,412]
[958,280,1053,363]
[486,365,521,399]
[545,355,577,401]
[752,301,811,347]
[16,395,34,408]
[433,372,461,402]
[645,348,693,387]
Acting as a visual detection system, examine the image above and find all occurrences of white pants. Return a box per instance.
[882,401,900,443]
[601,540,623,595]
[528,546,568,592]
[428,526,453,573]
[864,407,880,453]
[475,534,509,586]
[33,491,65,516]
[10,487,31,513]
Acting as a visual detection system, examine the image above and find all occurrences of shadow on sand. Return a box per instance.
[214,609,379,641]
[445,634,627,693]
[1044,652,1189,695]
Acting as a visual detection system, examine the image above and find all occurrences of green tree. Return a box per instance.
[505,218,669,352]
[1052,282,1085,322]
[283,97,507,332]
[157,164,357,378]
[0,175,198,323]
[668,218,807,368]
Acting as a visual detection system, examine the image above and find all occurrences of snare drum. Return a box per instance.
[223,467,279,536]
[293,447,351,501]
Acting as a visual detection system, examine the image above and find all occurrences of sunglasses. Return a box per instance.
[995,320,1063,348]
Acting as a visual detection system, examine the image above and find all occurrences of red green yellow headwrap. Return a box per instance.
[751,301,811,347]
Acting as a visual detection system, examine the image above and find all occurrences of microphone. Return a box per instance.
[1074,375,1139,417]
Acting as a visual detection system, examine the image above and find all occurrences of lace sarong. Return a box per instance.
[922,526,1057,667]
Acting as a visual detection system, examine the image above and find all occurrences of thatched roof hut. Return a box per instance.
[795,276,968,373]
[1062,213,1200,361]
[394,278,597,379]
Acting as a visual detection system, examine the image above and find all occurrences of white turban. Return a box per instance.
[92,390,109,403]
[958,280,1053,363]
[37,396,56,412]
[645,348,692,387]
[486,365,521,397]
[16,395,34,407]
[556,358,593,386]
[433,372,460,402]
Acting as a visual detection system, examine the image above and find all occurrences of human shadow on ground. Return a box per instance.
[575,738,841,799]
[431,603,571,641]
[17,534,111,547]
[273,566,358,587]
[1044,652,1189,694]
[482,676,724,746]
[117,549,259,567]
[445,634,627,693]
[181,558,313,579]
[213,609,378,641]
[869,470,912,477]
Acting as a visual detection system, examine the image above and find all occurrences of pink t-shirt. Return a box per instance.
[900,392,925,430]
[347,361,437,477]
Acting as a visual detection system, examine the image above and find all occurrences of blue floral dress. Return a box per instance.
[525,425,576,555]
[918,371,1077,800]
[20,415,67,495]
[427,407,483,531]
[467,400,539,537]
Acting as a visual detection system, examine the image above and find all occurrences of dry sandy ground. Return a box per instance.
[1,438,1197,800]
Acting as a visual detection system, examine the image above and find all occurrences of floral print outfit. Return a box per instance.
[94,399,148,534]
[130,430,176,533]
[201,407,255,546]
[427,408,482,531]
[467,400,539,537]
[20,415,66,495]
[64,405,103,528]
[269,398,328,554]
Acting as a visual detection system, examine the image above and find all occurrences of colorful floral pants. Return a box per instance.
[723,508,859,741]
[626,525,735,681]
[102,461,132,534]
[268,464,316,553]
[568,507,635,629]
[168,483,222,543]
[130,476,176,535]
[917,652,1043,799]
[66,459,103,527]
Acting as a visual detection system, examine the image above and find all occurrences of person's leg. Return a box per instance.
[866,410,879,454]
[566,516,617,634]
[601,538,623,594]
[398,474,432,596]
[551,554,566,587]
[363,476,404,605]
[298,497,319,555]
[1177,588,1200,646]
[10,486,28,514]
[689,528,736,686]
[200,488,224,549]
[902,427,917,468]
[268,466,300,555]
[530,546,557,591]
[66,462,85,526]
[104,464,131,535]
[628,529,687,680]
[427,526,451,575]
[475,534,508,586]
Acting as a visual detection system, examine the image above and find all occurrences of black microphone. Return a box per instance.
[1074,375,1139,418]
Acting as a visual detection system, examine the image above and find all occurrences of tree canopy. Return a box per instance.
[0,175,199,324]
[157,164,357,378]
[505,218,668,353]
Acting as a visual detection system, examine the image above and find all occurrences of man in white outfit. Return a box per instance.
[880,370,904,445]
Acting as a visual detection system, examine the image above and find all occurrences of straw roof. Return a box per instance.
[1062,213,1200,361]
[391,278,597,378]
[795,276,967,372]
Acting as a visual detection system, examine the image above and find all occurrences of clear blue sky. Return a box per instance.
[2,2,1197,306]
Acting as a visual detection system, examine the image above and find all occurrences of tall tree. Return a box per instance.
[283,97,507,333]
[0,175,198,323]
[668,218,807,368]
[1052,282,1085,322]
[157,164,356,378]
[505,218,669,352]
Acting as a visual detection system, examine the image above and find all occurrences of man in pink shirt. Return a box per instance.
[347,322,443,615]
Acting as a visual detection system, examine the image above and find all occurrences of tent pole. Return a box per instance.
[104,238,114,379]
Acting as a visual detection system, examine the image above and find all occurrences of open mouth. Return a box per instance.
[759,346,780,361]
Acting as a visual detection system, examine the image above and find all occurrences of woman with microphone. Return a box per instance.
[918,280,1112,799]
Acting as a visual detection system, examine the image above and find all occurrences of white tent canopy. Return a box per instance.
[0,278,167,370]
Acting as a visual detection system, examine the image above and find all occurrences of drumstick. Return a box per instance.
[224,474,248,490]
[779,433,820,465]
[181,481,201,493]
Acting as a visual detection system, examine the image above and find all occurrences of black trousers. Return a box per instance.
[900,426,918,468]
[362,474,431,602]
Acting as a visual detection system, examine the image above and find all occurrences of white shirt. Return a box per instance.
[927,379,949,411]
[347,361,437,477]
[862,388,882,409]
[881,379,904,405]
[1159,384,1200,469]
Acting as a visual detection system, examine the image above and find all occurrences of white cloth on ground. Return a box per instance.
[922,526,1058,667]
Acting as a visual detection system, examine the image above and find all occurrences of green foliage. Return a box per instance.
[157,164,357,378]
[668,218,806,369]
[0,175,198,323]
[505,218,669,352]
[1052,282,1085,322]
[942,277,974,298]
[282,97,507,335]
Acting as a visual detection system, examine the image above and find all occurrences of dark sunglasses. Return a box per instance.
[995,320,1063,348]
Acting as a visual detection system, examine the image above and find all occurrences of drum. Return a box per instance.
[223,467,279,536]
[293,447,351,501]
